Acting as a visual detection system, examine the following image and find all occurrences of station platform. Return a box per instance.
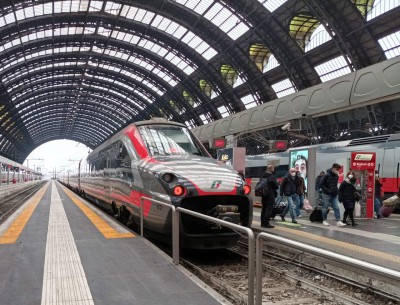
[252,207,400,272]
[0,181,226,305]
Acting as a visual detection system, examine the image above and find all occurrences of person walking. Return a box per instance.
[319,163,346,227]
[279,168,298,224]
[338,171,358,227]
[295,171,306,217]
[374,171,383,219]
[260,164,279,228]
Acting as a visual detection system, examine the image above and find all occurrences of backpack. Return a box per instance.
[255,177,269,197]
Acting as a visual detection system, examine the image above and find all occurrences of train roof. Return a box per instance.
[0,155,40,174]
[87,118,186,160]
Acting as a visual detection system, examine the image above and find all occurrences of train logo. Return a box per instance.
[211,180,222,189]
[354,153,374,161]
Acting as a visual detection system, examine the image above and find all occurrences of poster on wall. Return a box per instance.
[289,149,309,190]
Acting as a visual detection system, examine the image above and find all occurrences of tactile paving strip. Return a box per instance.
[41,182,94,305]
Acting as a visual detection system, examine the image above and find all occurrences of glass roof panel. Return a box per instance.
[217,105,229,118]
[241,94,259,109]
[314,56,352,82]
[271,78,296,98]
[172,0,214,15]
[257,0,288,12]
[0,26,195,76]
[264,54,280,72]
[367,0,400,21]
[5,60,164,101]
[378,30,400,59]
[305,24,332,52]
[204,2,250,40]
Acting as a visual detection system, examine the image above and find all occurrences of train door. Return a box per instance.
[381,148,396,194]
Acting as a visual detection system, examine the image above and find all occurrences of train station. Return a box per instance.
[0,1,399,304]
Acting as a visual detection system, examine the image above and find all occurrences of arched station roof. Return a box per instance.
[0,0,398,162]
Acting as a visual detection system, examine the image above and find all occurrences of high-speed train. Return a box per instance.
[60,118,253,249]
[245,134,400,196]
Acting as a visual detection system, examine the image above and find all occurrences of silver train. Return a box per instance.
[1,156,42,184]
[59,118,253,249]
[245,134,400,195]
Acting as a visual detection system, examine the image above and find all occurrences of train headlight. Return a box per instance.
[162,173,174,183]
[173,185,185,196]
[243,185,251,195]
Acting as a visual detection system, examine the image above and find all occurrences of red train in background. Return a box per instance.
[59,118,253,249]
[246,134,400,197]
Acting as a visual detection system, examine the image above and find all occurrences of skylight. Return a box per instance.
[314,56,352,82]
[305,24,332,52]
[241,94,259,109]
[271,78,296,98]
[217,105,230,118]
[378,30,400,59]
[264,54,280,72]
[257,0,288,12]
[172,0,250,40]
[367,0,400,21]
[0,26,197,75]
[0,1,217,61]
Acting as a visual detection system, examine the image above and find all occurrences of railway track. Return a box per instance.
[0,182,46,225]
[179,240,398,305]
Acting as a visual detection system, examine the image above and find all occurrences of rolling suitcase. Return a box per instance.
[309,207,323,222]
[270,196,287,219]
[380,206,394,218]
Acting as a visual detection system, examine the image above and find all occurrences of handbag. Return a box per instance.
[303,198,313,210]
[354,201,361,217]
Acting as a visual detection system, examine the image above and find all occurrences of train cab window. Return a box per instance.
[138,125,205,157]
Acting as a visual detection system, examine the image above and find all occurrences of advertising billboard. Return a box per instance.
[289,149,309,190]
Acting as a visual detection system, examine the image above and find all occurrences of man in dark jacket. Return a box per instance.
[319,163,346,227]
[279,168,298,224]
[260,164,279,228]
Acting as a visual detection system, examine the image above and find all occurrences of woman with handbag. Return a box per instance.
[338,171,358,226]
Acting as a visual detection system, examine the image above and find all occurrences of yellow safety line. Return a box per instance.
[0,183,48,244]
[274,225,400,264]
[62,186,135,239]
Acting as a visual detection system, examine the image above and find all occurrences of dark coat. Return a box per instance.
[296,176,306,195]
[260,171,279,203]
[375,179,382,199]
[338,179,357,209]
[280,172,297,196]
[320,169,339,196]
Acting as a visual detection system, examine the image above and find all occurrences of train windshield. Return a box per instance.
[138,125,204,156]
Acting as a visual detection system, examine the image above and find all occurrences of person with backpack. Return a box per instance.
[319,163,346,227]
[338,171,358,226]
[279,168,298,224]
[258,164,279,228]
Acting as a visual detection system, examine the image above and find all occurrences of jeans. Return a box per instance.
[374,197,382,216]
[295,194,304,216]
[282,195,296,220]
[321,193,341,221]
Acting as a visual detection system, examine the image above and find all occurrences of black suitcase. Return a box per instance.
[271,197,287,219]
[309,206,329,222]
[309,207,323,222]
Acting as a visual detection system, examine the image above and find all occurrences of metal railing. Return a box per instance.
[256,232,400,305]
[139,196,256,305]
[140,197,179,264]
